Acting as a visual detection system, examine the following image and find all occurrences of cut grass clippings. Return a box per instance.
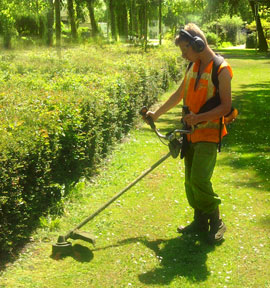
[0,49,270,288]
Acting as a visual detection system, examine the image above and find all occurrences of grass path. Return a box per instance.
[0,49,270,288]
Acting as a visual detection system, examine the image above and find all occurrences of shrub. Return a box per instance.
[0,43,183,259]
[220,41,233,48]
[206,32,220,47]
[219,15,243,46]
[15,14,39,36]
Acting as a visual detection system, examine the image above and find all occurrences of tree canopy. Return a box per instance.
[0,0,269,51]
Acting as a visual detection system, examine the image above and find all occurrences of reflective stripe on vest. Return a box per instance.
[181,60,227,143]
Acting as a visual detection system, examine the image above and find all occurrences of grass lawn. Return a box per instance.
[0,49,270,288]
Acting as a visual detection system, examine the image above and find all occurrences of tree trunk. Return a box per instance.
[67,0,78,41]
[159,0,162,45]
[109,0,117,41]
[55,0,61,47]
[144,1,148,51]
[75,0,85,25]
[106,0,110,39]
[116,1,128,41]
[132,0,139,40]
[3,34,12,49]
[46,0,54,46]
[138,3,144,39]
[129,1,133,40]
[86,0,99,37]
[249,0,268,52]
[123,2,129,40]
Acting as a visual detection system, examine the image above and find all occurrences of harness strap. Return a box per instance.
[197,55,224,151]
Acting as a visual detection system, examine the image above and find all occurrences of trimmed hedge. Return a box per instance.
[0,43,183,258]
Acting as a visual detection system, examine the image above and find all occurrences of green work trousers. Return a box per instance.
[184,142,221,214]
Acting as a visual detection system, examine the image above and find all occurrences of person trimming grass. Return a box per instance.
[146,23,233,243]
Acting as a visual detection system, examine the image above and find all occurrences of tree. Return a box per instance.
[212,0,268,51]
[55,0,61,47]
[86,0,99,36]
[0,0,54,48]
[67,0,78,41]
[162,0,202,34]
[116,0,129,40]
[46,0,54,46]
[249,0,268,51]
[128,0,138,41]
[75,0,87,24]
[159,0,162,45]
[144,0,148,50]
[107,0,116,40]
[136,0,148,43]
[0,1,17,48]
[101,0,163,44]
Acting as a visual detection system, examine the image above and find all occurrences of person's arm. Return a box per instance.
[184,68,232,125]
[146,80,185,122]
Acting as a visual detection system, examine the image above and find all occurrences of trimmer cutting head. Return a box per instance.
[52,231,96,256]
[52,236,73,256]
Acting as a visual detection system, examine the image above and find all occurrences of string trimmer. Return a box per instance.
[52,106,191,256]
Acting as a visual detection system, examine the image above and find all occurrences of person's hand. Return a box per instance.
[146,111,158,121]
[184,111,200,126]
[143,111,158,124]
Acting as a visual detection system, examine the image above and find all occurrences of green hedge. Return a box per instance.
[0,43,183,258]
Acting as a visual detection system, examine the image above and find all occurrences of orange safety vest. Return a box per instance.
[181,59,233,143]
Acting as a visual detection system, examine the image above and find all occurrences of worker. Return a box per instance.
[145,23,233,243]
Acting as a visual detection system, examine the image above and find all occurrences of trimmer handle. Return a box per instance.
[139,106,156,130]
[182,105,190,115]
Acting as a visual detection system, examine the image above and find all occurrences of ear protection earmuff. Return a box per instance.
[179,29,206,53]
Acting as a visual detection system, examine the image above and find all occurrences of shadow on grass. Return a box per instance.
[94,235,216,285]
[221,80,270,192]
[0,230,43,272]
[137,235,215,285]
[259,215,270,229]
[50,244,94,263]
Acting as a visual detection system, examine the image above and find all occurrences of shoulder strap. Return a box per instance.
[197,55,224,152]
[212,55,224,153]
[197,55,224,114]
[211,55,224,90]
[187,61,193,71]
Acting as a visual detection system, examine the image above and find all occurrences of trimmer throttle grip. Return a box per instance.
[139,106,148,117]
[139,106,156,130]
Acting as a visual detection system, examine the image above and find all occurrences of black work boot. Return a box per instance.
[177,209,209,234]
[208,207,226,244]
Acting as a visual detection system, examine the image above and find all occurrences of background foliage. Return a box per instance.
[0,0,269,50]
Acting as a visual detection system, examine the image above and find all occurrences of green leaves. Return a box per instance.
[0,43,182,258]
